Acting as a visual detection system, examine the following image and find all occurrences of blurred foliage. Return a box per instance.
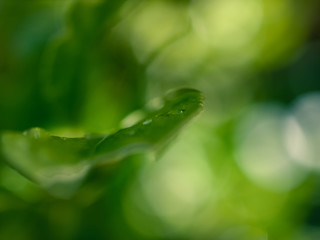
[1,0,320,239]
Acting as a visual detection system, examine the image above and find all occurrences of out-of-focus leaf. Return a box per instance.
[0,89,203,198]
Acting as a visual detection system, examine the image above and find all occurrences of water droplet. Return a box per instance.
[179,109,185,114]
[143,119,152,125]
[30,128,42,139]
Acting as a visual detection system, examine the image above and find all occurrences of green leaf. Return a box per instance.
[0,89,204,198]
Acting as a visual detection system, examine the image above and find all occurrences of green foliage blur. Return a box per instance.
[1,0,320,239]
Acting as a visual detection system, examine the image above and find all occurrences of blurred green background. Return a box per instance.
[1,0,320,239]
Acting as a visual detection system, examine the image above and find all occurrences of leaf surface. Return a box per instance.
[0,89,204,197]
